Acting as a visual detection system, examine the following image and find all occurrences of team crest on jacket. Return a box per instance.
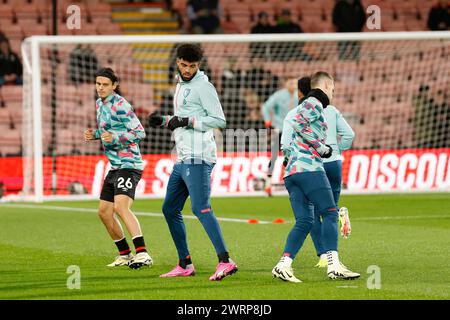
[183,88,191,105]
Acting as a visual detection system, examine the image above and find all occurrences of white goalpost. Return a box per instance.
[15,31,450,202]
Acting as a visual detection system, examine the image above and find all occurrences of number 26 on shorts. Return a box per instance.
[117,177,133,189]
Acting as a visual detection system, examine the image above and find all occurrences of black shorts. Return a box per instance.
[100,169,143,202]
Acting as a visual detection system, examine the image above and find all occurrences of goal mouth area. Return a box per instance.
[15,32,450,202]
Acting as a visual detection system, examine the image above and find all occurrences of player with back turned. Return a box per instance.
[293,76,355,268]
[84,68,152,269]
[272,71,360,282]
[148,43,238,281]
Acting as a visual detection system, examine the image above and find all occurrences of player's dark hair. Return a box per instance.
[298,76,311,96]
[95,67,122,95]
[310,71,334,88]
[176,43,203,62]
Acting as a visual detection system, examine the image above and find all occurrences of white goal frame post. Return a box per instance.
[19,32,450,202]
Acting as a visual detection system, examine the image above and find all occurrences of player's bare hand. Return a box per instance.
[101,131,113,143]
[84,129,95,141]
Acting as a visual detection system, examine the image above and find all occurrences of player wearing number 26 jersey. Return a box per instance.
[84,68,152,270]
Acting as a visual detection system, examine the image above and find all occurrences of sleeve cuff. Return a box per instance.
[188,117,195,129]
[162,116,171,127]
[316,144,328,154]
[94,129,101,140]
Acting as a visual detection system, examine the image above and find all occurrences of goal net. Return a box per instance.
[18,32,450,201]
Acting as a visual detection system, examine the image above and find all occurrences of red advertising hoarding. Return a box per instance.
[0,148,449,197]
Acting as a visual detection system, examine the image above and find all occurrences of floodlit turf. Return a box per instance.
[0,193,449,300]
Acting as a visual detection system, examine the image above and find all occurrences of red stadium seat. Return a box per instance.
[405,19,426,31]
[5,101,22,123]
[57,85,79,103]
[96,23,122,35]
[13,3,40,22]
[300,16,333,33]
[56,101,86,127]
[72,23,98,35]
[392,1,420,19]
[0,4,14,22]
[334,61,362,84]
[275,0,300,16]
[0,107,12,126]
[0,24,23,40]
[7,0,31,5]
[20,22,48,37]
[56,128,75,155]
[36,0,84,19]
[265,61,285,77]
[87,2,112,20]
[54,23,74,35]
[298,0,325,22]
[221,19,242,34]
[0,128,21,156]
[383,17,407,32]
[1,85,23,103]
[222,0,251,12]
[249,0,276,19]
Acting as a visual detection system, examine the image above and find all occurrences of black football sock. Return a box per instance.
[218,252,230,263]
[114,237,131,256]
[179,255,192,269]
[132,235,147,254]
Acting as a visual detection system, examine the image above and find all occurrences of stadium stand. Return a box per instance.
[0,0,448,158]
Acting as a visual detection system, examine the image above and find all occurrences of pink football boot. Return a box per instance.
[160,265,195,278]
[209,259,238,281]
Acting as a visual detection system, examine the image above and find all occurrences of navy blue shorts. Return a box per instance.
[284,171,337,219]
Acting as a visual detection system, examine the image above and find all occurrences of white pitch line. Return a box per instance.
[0,204,274,225]
[1,204,449,223]
[352,215,450,221]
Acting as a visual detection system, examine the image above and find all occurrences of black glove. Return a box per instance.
[148,112,163,128]
[168,116,189,130]
[281,149,290,167]
[320,144,333,159]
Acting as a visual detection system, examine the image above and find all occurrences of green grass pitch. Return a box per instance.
[0,193,449,300]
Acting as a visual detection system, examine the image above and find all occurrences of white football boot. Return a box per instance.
[107,253,134,267]
[272,256,302,283]
[128,252,153,269]
[326,251,360,280]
